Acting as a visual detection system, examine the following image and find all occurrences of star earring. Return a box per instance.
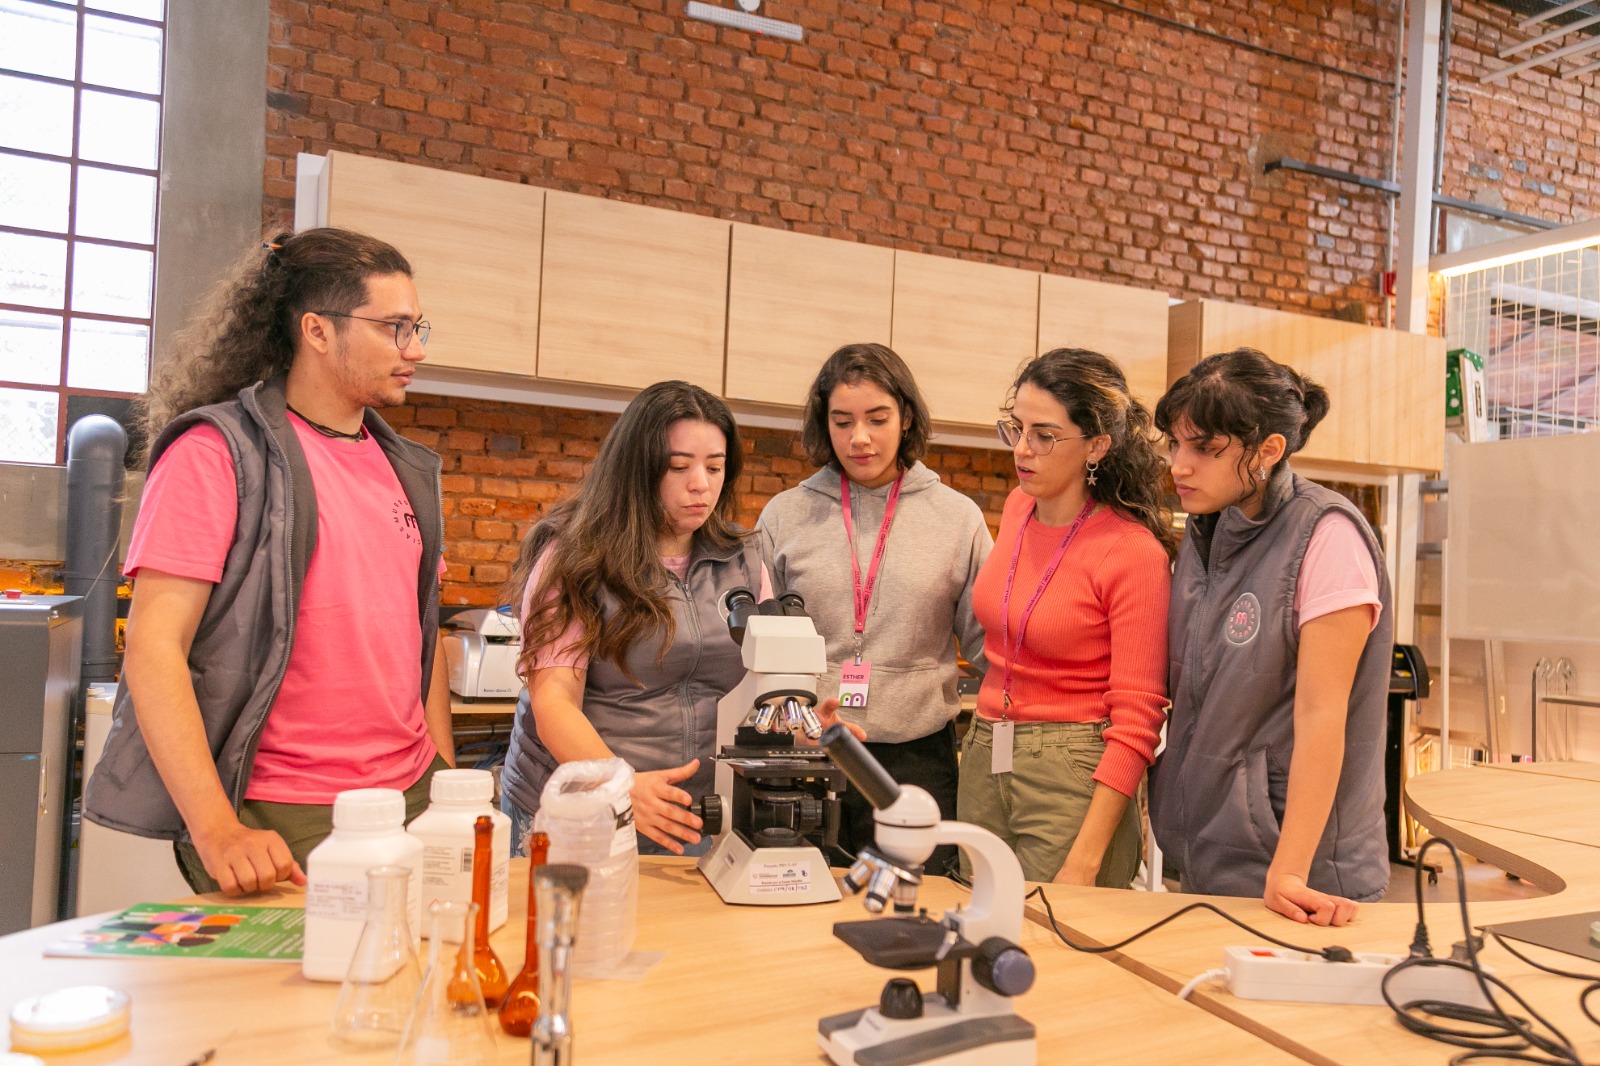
[1086,459,1100,487]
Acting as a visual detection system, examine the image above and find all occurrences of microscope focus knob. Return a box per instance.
[691,794,723,837]
[971,937,1035,998]
[878,977,924,1020]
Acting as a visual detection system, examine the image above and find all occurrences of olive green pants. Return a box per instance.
[175,754,447,894]
[956,718,1141,886]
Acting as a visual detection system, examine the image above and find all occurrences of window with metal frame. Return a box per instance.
[0,0,164,464]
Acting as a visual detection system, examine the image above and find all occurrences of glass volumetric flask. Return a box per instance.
[498,831,550,1037]
[330,865,422,1050]
[396,900,496,1066]
[470,815,508,1008]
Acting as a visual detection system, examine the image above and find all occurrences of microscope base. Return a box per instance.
[697,830,841,905]
[819,996,1035,1066]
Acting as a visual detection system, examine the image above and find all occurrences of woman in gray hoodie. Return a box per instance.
[758,344,992,874]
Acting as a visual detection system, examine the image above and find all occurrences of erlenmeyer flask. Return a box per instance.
[395,900,496,1066]
[470,815,508,1007]
[330,865,421,1050]
[498,831,549,1036]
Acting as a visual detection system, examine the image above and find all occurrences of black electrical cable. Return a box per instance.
[1485,933,1600,1030]
[1378,837,1587,1066]
[1029,884,1354,962]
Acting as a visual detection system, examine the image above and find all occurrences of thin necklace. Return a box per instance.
[288,403,365,441]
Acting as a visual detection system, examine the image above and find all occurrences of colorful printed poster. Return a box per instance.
[44,904,304,962]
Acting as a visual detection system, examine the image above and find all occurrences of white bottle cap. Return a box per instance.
[429,768,495,805]
[331,788,406,831]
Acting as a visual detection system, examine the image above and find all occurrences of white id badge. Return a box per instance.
[990,719,1015,774]
[839,662,871,710]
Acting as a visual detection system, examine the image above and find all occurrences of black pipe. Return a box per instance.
[64,415,127,684]
[1262,157,1558,230]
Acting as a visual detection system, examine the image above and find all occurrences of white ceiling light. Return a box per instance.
[685,1,804,42]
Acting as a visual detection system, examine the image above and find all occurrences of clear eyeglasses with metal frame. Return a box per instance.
[995,419,1088,455]
[316,311,432,349]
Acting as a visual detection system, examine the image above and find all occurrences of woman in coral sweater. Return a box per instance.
[957,349,1175,887]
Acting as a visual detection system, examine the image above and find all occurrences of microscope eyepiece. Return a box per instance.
[723,587,758,645]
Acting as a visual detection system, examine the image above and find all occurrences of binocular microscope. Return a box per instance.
[696,589,847,905]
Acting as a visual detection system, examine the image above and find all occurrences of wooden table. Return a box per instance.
[1020,762,1600,1066]
[6,763,1596,1064]
[0,861,1296,1065]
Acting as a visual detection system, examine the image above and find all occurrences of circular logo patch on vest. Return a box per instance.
[1224,592,1261,646]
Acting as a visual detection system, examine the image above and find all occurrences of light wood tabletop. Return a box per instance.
[1021,762,1600,1066]
[5,764,1596,1065]
[0,859,1297,1065]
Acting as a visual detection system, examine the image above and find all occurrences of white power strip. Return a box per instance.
[1221,947,1491,1008]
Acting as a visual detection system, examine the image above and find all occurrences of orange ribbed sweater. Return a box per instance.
[973,488,1172,797]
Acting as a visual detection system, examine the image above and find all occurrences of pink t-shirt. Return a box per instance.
[126,416,440,803]
[1294,512,1382,633]
[520,544,773,674]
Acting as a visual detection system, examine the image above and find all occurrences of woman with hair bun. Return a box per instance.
[958,348,1175,888]
[1150,348,1391,927]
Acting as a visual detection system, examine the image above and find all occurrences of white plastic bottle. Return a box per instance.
[534,758,638,977]
[404,768,511,931]
[302,788,424,982]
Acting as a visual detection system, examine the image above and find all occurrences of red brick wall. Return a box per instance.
[390,394,1013,607]
[262,0,1600,601]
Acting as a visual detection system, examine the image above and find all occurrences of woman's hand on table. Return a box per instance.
[192,820,306,896]
[632,759,703,854]
[1264,869,1357,926]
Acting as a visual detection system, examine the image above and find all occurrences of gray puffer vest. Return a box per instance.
[82,375,444,840]
[501,538,763,817]
[1149,467,1392,902]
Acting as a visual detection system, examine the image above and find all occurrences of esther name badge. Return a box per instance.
[838,661,871,710]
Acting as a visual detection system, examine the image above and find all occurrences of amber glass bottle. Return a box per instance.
[468,815,508,1008]
[498,830,550,1036]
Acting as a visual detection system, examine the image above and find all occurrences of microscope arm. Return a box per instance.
[929,820,1025,945]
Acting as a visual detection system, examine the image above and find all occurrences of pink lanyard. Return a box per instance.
[840,473,903,663]
[999,499,1095,713]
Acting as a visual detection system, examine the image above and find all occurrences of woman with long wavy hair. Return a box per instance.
[957,348,1175,888]
[499,380,858,856]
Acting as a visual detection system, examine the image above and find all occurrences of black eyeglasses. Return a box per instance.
[996,419,1088,455]
[316,311,431,349]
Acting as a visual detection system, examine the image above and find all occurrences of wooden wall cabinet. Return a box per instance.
[724,224,895,407]
[318,151,543,376]
[1037,274,1170,409]
[1167,300,1446,472]
[890,251,1040,426]
[537,191,729,393]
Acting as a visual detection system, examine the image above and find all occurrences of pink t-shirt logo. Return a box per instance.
[1225,592,1261,646]
[391,498,421,545]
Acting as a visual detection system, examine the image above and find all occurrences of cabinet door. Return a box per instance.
[320,151,542,376]
[1037,274,1170,410]
[725,224,894,408]
[537,191,729,393]
[890,250,1039,426]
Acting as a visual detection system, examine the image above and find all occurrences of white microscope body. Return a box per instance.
[819,727,1036,1066]
[697,606,843,905]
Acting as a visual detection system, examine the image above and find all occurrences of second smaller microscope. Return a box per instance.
[816,724,1037,1065]
[696,590,846,906]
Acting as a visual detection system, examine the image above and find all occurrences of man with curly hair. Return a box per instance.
[84,228,454,896]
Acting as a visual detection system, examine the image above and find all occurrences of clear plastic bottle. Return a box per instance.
[405,769,512,930]
[533,758,637,977]
[303,788,424,982]
[329,865,421,1049]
